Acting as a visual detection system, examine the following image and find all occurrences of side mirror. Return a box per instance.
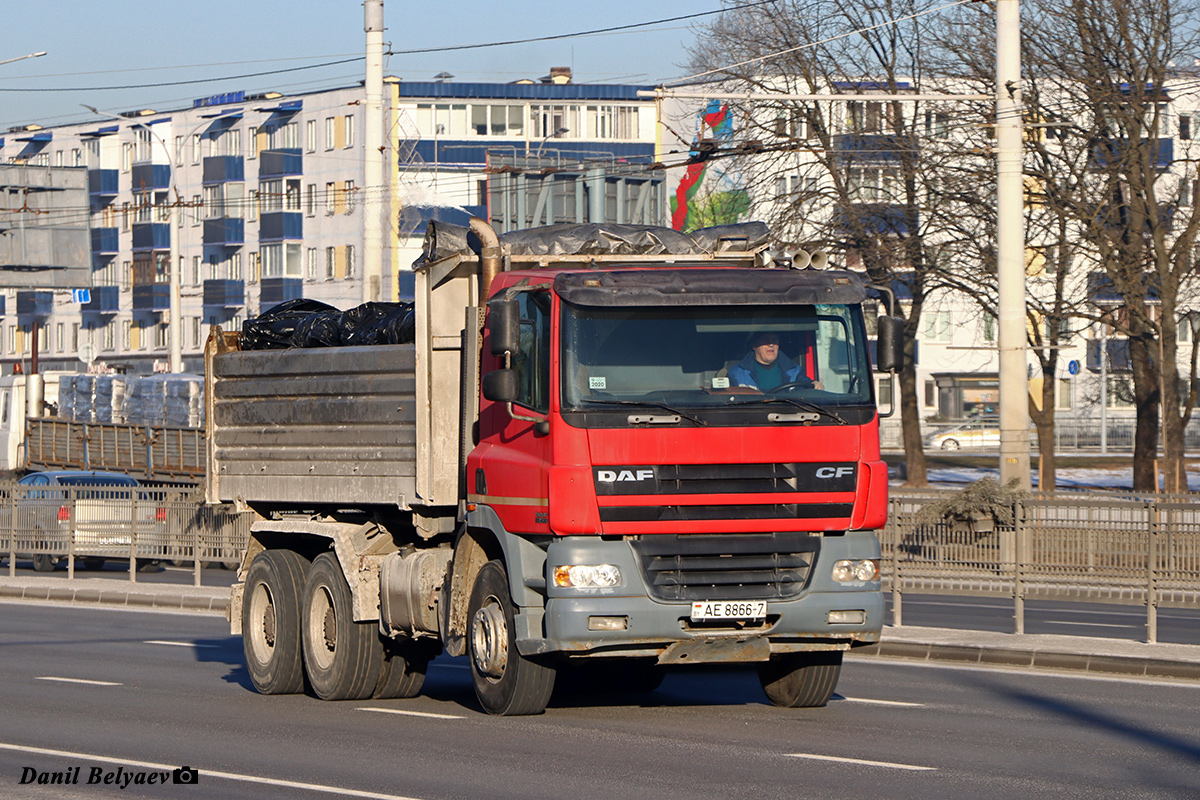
[488,298,519,357]
[482,369,519,403]
[876,316,905,373]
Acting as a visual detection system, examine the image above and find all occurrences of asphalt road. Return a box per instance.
[1,605,1198,800]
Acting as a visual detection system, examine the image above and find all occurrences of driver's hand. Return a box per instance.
[813,380,824,390]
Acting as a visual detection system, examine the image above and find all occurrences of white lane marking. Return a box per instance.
[0,742,430,800]
[144,640,221,648]
[786,752,937,771]
[357,707,464,720]
[832,695,924,707]
[847,657,1200,689]
[1042,620,1136,629]
[36,677,122,687]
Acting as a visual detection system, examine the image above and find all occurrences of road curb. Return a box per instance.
[0,580,229,615]
[852,638,1200,680]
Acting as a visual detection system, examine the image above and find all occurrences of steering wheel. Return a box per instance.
[770,379,817,392]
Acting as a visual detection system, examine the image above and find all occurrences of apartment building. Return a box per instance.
[0,72,662,376]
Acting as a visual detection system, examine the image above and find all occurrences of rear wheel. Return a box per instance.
[243,549,309,695]
[32,553,56,572]
[758,651,843,708]
[301,552,383,700]
[468,560,555,715]
[81,557,106,571]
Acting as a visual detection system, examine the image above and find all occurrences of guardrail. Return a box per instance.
[883,490,1200,642]
[0,484,248,586]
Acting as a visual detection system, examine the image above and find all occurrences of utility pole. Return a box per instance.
[363,0,384,303]
[996,0,1031,490]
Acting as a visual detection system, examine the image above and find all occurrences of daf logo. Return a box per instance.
[597,469,655,482]
[816,466,855,479]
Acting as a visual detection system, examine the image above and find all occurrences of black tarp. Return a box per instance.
[241,299,415,350]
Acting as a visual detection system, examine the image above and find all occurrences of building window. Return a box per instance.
[325,117,335,150]
[306,183,316,216]
[247,127,258,159]
[1181,114,1192,141]
[306,119,316,153]
[923,310,952,343]
[326,246,336,280]
[343,180,356,214]
[192,255,202,286]
[325,182,336,215]
[983,313,996,343]
[924,379,936,407]
[306,247,317,280]
[262,243,302,278]
[103,321,115,352]
[344,115,355,148]
[192,317,201,349]
[1057,378,1072,410]
[345,245,356,279]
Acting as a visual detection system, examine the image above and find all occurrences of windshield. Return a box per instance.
[561,303,874,410]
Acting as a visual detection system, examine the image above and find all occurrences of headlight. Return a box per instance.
[831,559,879,583]
[553,564,622,588]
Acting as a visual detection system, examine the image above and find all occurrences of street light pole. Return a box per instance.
[995,0,1031,490]
[84,105,181,373]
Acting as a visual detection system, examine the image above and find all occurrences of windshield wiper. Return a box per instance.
[578,398,707,426]
[728,395,848,425]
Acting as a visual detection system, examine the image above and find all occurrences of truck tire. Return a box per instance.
[468,559,556,715]
[373,639,433,699]
[243,549,309,695]
[758,650,843,708]
[32,552,57,572]
[301,552,383,701]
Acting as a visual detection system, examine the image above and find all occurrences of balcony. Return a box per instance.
[203,217,245,247]
[91,227,119,256]
[204,279,245,308]
[259,149,303,178]
[260,277,303,306]
[88,169,118,199]
[81,285,120,316]
[132,284,169,313]
[203,155,245,184]
[131,222,170,252]
[832,203,915,236]
[1086,339,1133,372]
[259,211,302,242]
[16,291,53,318]
[131,162,171,191]
[833,133,907,165]
[1090,137,1173,170]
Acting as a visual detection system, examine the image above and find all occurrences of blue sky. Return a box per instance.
[0,1,709,131]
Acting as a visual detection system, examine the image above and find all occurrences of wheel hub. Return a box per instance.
[262,600,276,647]
[322,607,337,652]
[470,596,508,679]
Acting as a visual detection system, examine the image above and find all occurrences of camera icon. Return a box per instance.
[172,767,199,785]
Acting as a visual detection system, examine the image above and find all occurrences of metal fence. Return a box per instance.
[881,418,1200,453]
[883,489,1200,642]
[0,483,249,585]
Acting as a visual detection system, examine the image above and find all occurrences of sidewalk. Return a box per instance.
[2,574,1199,681]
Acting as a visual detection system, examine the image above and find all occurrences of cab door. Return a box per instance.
[476,290,553,534]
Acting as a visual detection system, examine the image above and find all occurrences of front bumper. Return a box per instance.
[520,531,883,661]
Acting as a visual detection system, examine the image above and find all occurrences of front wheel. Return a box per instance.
[941,438,960,451]
[301,552,383,701]
[758,650,843,708]
[243,549,309,695]
[468,560,555,715]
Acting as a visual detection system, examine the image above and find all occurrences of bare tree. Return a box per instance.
[683,0,985,486]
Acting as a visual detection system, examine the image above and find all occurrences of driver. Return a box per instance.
[728,332,822,391]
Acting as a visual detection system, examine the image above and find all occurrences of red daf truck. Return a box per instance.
[210,218,903,715]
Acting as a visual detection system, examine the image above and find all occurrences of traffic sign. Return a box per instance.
[1068,360,1080,376]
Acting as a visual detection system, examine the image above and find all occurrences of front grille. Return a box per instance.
[630,532,820,601]
[594,462,858,496]
[600,503,852,522]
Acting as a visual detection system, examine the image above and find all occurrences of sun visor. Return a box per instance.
[554,269,867,307]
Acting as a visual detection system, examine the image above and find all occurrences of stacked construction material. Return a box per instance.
[122,374,204,428]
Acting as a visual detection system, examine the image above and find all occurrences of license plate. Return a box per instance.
[690,600,767,621]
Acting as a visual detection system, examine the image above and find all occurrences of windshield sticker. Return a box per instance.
[589,376,607,390]
[711,377,730,389]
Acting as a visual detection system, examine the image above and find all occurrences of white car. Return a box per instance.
[924,421,1001,451]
